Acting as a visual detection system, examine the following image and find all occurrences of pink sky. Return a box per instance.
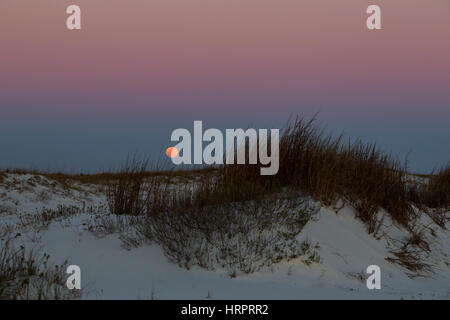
[2,0,449,111]
[0,0,449,171]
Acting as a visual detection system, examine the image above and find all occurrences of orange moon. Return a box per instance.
[166,147,179,158]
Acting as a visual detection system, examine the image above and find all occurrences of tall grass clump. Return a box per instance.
[106,157,188,217]
[106,157,149,216]
[221,116,416,232]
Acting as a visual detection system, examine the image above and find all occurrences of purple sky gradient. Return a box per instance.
[1,0,449,172]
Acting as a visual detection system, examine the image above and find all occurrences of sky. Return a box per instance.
[0,0,449,173]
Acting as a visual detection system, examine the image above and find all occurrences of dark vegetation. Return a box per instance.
[2,116,448,232]
[0,167,216,186]
[1,116,448,275]
[96,116,449,273]
[101,157,321,274]
[419,165,450,209]
[0,236,79,300]
[137,193,320,274]
[1,117,448,228]
[221,117,419,233]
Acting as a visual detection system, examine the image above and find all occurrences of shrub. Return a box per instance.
[0,172,6,184]
[138,189,319,275]
[0,237,80,300]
